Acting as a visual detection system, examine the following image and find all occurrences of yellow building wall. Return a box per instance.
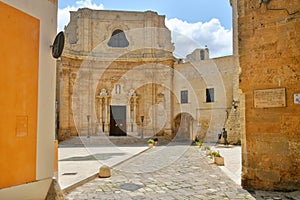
[0,0,57,199]
[0,2,39,188]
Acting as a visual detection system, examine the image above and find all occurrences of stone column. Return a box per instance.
[132,96,138,133]
[196,108,201,127]
[126,99,132,134]
[82,9,91,53]
[98,97,103,133]
[98,89,109,134]
[104,96,110,135]
[163,68,173,137]
[58,68,71,140]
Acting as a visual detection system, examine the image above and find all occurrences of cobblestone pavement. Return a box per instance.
[64,144,255,199]
[251,190,300,200]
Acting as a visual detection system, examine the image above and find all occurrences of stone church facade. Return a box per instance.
[56,8,240,143]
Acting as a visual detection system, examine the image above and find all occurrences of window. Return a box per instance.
[181,90,188,104]
[206,88,214,102]
[200,49,205,60]
[107,29,129,48]
[115,84,121,94]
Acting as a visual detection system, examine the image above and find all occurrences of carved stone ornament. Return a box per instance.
[100,89,108,96]
[128,89,136,97]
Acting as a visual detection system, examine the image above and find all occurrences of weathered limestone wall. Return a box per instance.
[57,55,175,140]
[237,0,300,190]
[57,8,241,143]
[57,9,175,140]
[92,58,175,138]
[174,52,238,142]
[64,9,173,56]
[225,106,241,144]
[57,57,82,140]
[226,0,242,145]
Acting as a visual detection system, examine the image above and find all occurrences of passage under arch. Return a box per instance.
[107,29,129,48]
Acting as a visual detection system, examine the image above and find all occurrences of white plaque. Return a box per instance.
[254,88,286,108]
[294,94,300,104]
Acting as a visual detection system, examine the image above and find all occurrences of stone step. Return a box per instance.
[58,136,171,147]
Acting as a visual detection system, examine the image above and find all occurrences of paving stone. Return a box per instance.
[166,185,180,190]
[63,145,293,200]
[144,188,154,192]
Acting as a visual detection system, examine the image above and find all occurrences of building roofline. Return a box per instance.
[71,8,164,17]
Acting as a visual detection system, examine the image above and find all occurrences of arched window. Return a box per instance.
[107,29,129,48]
[115,84,121,94]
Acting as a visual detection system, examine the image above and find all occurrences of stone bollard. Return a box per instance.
[214,156,225,166]
[99,165,111,178]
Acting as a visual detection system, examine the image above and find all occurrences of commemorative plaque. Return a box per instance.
[254,88,286,108]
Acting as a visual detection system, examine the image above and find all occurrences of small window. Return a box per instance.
[108,29,129,48]
[181,90,188,104]
[115,84,121,94]
[200,49,205,60]
[206,88,214,102]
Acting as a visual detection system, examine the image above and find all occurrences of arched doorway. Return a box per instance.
[173,113,194,140]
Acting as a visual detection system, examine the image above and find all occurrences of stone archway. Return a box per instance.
[173,113,194,140]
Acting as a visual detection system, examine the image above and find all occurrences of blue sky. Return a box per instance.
[59,0,232,29]
[58,0,233,58]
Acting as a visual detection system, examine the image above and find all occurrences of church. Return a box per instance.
[56,8,240,143]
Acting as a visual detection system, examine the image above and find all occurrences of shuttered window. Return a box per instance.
[181,90,188,104]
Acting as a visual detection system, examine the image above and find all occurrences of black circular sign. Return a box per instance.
[52,31,65,59]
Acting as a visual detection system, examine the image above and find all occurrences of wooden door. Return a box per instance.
[110,106,126,136]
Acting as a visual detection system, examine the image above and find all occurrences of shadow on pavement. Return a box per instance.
[59,153,127,161]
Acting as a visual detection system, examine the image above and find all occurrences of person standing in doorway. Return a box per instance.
[222,128,229,145]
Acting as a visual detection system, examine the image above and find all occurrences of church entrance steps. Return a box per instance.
[58,136,171,147]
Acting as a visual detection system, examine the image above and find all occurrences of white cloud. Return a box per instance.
[166,18,232,58]
[58,0,104,32]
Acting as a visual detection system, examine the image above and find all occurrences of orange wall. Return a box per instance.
[0,2,40,188]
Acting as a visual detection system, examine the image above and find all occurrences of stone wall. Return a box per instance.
[57,9,176,140]
[225,106,241,144]
[57,57,82,140]
[237,0,300,190]
[174,52,238,142]
[57,9,241,143]
[57,55,175,140]
[63,9,174,56]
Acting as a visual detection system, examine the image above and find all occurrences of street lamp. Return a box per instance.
[87,115,91,138]
[140,116,144,139]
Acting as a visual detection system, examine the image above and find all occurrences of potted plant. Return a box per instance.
[147,138,154,148]
[210,150,224,166]
[196,141,203,148]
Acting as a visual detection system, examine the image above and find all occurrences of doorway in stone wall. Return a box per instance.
[174,113,194,140]
[110,106,127,136]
